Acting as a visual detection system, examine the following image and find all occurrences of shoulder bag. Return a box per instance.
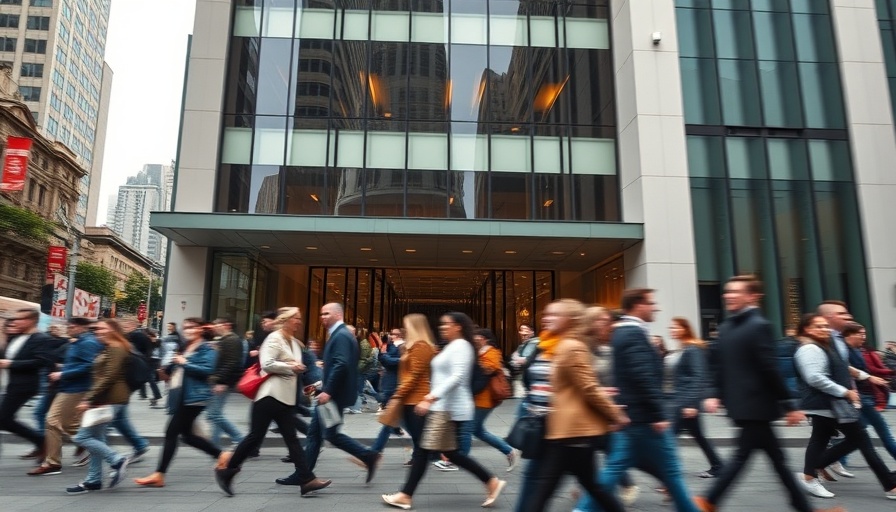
[505,413,545,459]
[237,362,270,399]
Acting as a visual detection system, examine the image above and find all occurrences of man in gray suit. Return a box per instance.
[305,303,379,482]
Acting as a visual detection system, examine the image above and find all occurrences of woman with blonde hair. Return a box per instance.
[66,319,133,495]
[668,316,722,478]
[522,299,627,512]
[215,307,331,497]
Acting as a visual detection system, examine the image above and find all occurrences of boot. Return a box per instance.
[215,467,239,496]
[134,472,165,487]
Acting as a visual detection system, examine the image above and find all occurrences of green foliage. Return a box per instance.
[118,270,162,314]
[74,261,116,298]
[0,203,55,243]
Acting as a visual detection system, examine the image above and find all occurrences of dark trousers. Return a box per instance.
[157,405,222,473]
[401,420,492,496]
[401,404,426,459]
[675,412,723,472]
[140,360,162,400]
[0,387,43,448]
[806,414,895,491]
[525,441,624,512]
[305,401,375,470]
[707,420,812,512]
[229,397,314,483]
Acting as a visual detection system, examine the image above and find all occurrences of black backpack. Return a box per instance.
[125,350,152,392]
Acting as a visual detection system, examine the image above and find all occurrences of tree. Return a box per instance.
[118,270,162,314]
[0,203,55,243]
[74,261,116,298]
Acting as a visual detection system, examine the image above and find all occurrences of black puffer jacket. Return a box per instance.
[612,322,666,424]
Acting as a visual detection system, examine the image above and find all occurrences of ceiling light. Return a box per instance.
[360,247,372,251]
[543,199,554,207]
[505,250,517,254]
[384,112,392,118]
[310,194,319,202]
[306,246,318,250]
[405,249,416,253]
[259,245,270,249]
[449,196,455,205]
[462,250,473,254]
[579,252,586,256]
[551,251,564,255]
[369,258,378,262]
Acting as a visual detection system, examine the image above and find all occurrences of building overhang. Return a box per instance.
[150,212,643,271]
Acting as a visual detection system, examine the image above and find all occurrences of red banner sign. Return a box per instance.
[46,246,67,280]
[137,302,147,323]
[0,136,33,192]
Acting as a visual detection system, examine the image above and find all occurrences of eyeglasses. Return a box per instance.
[811,324,830,329]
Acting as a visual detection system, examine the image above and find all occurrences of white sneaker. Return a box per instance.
[432,460,458,471]
[506,449,520,472]
[886,488,896,500]
[828,462,855,478]
[619,485,640,506]
[797,474,835,498]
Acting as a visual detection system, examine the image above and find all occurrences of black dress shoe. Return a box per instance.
[301,478,332,496]
[364,453,382,484]
[280,455,293,463]
[248,449,260,458]
[215,467,239,496]
[275,471,304,486]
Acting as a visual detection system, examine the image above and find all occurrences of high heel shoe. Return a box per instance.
[134,472,165,487]
[383,493,413,510]
[482,478,507,507]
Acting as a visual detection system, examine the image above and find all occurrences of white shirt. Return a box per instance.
[327,320,345,337]
[5,334,29,360]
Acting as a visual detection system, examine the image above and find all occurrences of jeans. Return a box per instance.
[74,405,127,484]
[32,387,56,436]
[206,390,243,447]
[139,361,162,400]
[525,440,624,512]
[305,401,376,470]
[110,403,148,452]
[457,419,475,456]
[473,407,512,456]
[598,425,699,512]
[859,394,896,461]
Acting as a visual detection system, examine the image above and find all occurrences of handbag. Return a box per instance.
[505,414,545,459]
[829,397,861,424]
[237,362,270,400]
[420,411,457,451]
[378,398,403,428]
[488,369,512,404]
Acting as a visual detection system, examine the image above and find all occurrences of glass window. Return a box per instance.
[767,138,809,180]
[726,137,767,179]
[686,136,726,178]
[793,14,837,63]
[488,45,530,123]
[26,15,50,30]
[752,11,795,61]
[368,42,408,120]
[0,14,19,27]
[680,58,722,125]
[718,59,761,126]
[20,86,41,101]
[677,8,715,58]
[332,40,370,119]
[24,39,47,54]
[808,139,852,181]
[256,38,296,115]
[491,124,531,173]
[489,0,527,46]
[490,172,531,219]
[574,175,619,221]
[799,62,845,129]
[20,62,44,78]
[713,9,755,59]
[30,0,53,6]
[224,37,260,116]
[690,177,735,282]
[407,169,449,217]
[450,44,488,123]
[447,169,484,218]
[283,166,329,215]
[406,44,448,121]
[567,49,615,127]
[758,60,802,128]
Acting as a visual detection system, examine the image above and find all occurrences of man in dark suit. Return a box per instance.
[305,302,379,481]
[0,308,53,459]
[695,276,840,512]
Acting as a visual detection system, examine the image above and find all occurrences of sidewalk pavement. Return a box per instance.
[6,391,896,448]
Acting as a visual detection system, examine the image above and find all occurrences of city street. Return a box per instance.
[0,397,894,511]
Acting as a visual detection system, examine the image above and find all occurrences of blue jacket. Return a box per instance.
[378,342,401,399]
[166,342,217,410]
[671,345,708,411]
[58,332,103,393]
[322,323,360,409]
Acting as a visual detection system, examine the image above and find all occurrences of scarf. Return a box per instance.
[537,331,562,359]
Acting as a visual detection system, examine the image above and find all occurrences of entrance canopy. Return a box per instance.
[151,213,643,272]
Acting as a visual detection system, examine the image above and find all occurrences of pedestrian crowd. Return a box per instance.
[3,275,896,511]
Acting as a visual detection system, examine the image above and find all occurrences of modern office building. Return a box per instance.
[152,0,896,349]
[0,0,113,228]
[108,163,173,263]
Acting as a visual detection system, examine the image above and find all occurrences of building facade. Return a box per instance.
[0,0,113,228]
[0,67,84,302]
[81,225,153,293]
[153,0,896,348]
[108,162,174,263]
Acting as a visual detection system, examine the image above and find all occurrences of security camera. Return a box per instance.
[651,32,662,45]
